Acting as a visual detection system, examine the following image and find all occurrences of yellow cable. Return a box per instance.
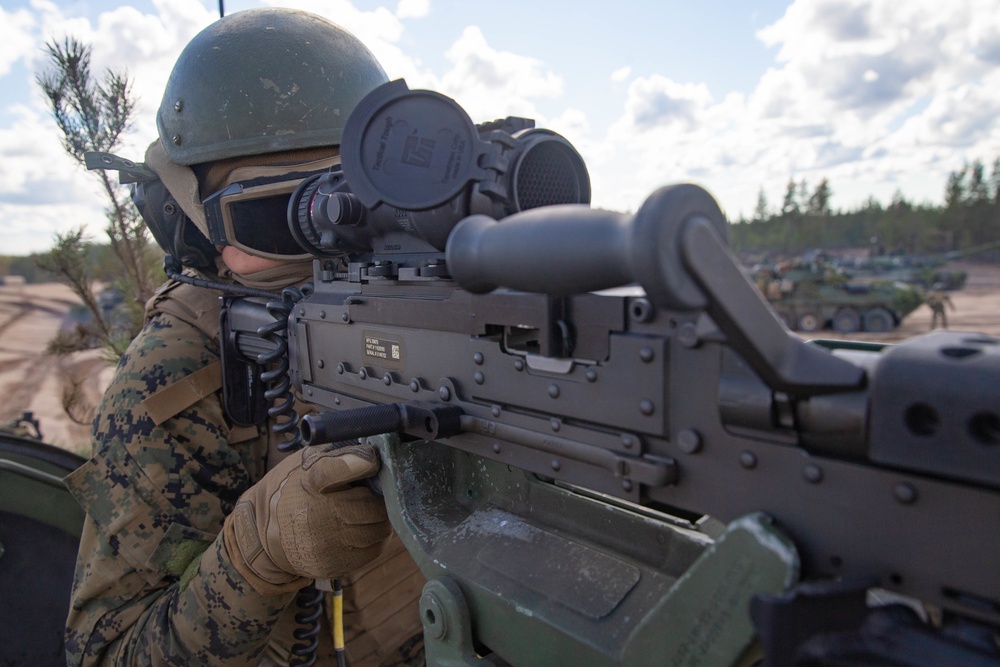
[334,577,346,666]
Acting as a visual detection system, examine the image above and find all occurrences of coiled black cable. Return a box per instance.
[166,261,329,663]
[254,283,332,666]
[165,260,311,452]
[290,583,325,667]
[257,283,312,453]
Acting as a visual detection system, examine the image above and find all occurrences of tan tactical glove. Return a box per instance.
[223,443,391,595]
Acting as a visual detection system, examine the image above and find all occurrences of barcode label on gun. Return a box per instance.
[363,331,405,368]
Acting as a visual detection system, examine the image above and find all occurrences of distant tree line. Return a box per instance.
[0,254,56,283]
[0,243,141,285]
[731,157,1000,259]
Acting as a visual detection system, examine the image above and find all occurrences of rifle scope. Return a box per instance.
[288,79,591,257]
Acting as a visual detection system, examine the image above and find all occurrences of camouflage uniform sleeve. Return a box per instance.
[64,312,296,666]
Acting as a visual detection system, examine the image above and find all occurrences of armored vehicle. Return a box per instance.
[757,262,924,333]
[837,254,969,291]
[836,240,1000,291]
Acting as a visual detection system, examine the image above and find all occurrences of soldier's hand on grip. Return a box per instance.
[222,443,391,595]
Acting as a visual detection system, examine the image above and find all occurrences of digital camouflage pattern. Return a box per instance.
[64,280,424,666]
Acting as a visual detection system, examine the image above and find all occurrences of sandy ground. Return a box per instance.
[2,262,999,455]
[0,282,114,455]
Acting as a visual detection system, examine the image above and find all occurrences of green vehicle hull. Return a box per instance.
[0,434,85,667]
[762,274,924,333]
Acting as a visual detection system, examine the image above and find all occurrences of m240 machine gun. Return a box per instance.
[227,80,1000,666]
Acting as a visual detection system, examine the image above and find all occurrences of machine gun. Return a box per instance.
[226,80,1000,666]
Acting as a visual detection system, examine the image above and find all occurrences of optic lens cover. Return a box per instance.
[341,79,490,211]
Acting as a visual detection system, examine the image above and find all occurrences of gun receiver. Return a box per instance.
[277,183,1000,665]
[222,81,1000,665]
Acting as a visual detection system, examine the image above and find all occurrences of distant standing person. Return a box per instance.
[926,284,956,329]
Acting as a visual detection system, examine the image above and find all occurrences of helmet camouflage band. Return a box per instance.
[157,8,388,166]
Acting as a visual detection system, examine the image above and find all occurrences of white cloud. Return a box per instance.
[546,107,594,173]
[621,75,713,130]
[0,6,36,77]
[550,108,591,140]
[396,0,430,19]
[0,0,439,255]
[0,105,108,253]
[27,0,217,156]
[4,0,1000,254]
[582,0,1000,220]
[0,1,218,255]
[611,66,631,83]
[438,26,564,122]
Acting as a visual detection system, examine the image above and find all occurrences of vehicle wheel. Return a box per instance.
[832,309,861,333]
[797,312,822,333]
[862,307,894,333]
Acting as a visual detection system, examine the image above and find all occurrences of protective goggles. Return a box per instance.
[203,175,312,261]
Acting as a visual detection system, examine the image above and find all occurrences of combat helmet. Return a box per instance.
[157,8,388,166]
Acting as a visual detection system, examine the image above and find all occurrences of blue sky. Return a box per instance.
[2,0,999,254]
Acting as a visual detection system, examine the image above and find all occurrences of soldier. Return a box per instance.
[64,9,425,666]
[925,284,956,329]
